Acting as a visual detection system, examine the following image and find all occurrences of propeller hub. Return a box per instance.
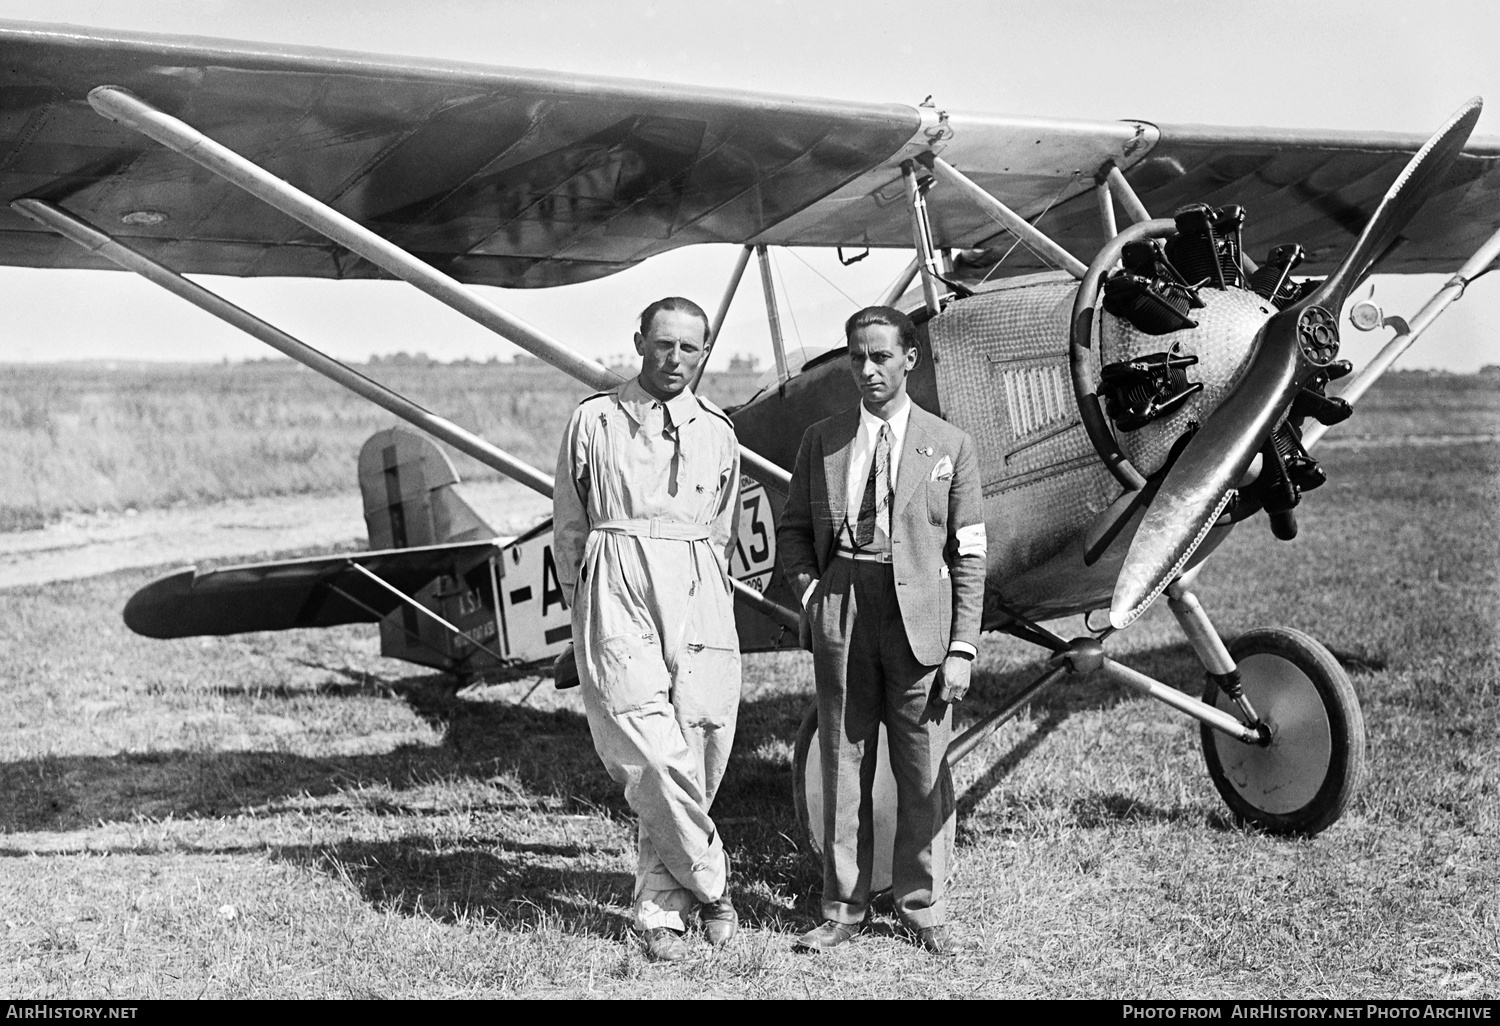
[1296,305,1340,366]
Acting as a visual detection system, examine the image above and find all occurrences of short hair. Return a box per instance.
[845,305,918,351]
[638,296,710,340]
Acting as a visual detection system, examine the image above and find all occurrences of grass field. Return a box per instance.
[0,359,765,531]
[0,373,1495,998]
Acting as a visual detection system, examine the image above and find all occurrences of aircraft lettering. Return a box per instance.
[541,545,565,616]
[730,480,775,592]
[453,619,497,649]
[743,493,769,562]
[456,587,484,617]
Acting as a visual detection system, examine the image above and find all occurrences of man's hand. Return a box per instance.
[936,653,973,704]
[792,573,817,652]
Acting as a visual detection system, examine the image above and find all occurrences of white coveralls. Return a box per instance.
[553,376,742,932]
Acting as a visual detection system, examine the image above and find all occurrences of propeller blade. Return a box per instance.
[1109,97,1483,630]
[1310,97,1483,313]
[1107,313,1301,628]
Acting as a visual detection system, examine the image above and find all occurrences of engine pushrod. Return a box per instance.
[87,85,793,493]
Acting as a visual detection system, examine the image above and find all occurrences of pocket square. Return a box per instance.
[931,455,953,481]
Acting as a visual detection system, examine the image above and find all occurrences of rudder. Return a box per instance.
[357,427,494,548]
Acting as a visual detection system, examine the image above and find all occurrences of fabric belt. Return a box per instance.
[835,546,893,564]
[592,518,711,542]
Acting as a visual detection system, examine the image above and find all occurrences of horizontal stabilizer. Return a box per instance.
[123,541,496,639]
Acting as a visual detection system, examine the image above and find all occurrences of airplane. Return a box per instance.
[3,20,1499,886]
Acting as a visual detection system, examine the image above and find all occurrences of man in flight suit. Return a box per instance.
[778,306,986,957]
[553,296,742,962]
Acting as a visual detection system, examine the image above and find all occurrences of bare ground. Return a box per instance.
[0,479,552,590]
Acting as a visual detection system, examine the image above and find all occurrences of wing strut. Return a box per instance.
[901,161,946,313]
[342,559,509,665]
[1303,218,1500,449]
[878,257,922,307]
[1102,163,1152,227]
[14,200,800,635]
[690,244,754,391]
[84,85,793,495]
[929,157,1089,279]
[11,199,553,496]
[755,244,792,384]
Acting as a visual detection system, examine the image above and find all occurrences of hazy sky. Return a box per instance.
[0,0,1497,372]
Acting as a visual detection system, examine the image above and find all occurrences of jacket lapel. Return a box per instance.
[824,406,860,525]
[894,407,936,516]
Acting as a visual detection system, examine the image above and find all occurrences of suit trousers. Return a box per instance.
[809,556,952,929]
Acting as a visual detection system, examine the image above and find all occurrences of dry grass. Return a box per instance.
[0,360,765,531]
[0,373,1495,998]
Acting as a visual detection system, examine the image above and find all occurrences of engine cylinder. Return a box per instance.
[1096,287,1276,477]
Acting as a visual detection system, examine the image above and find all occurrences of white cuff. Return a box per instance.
[948,642,976,658]
[800,579,819,608]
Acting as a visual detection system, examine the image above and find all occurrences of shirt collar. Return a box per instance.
[859,394,911,445]
[619,376,699,429]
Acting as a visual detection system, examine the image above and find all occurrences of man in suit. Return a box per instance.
[777,305,986,956]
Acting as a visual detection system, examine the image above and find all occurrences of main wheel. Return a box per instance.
[1200,627,1366,836]
[791,705,954,894]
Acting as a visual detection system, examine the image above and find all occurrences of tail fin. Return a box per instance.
[358,427,494,548]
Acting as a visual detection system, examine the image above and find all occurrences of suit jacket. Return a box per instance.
[777,402,986,666]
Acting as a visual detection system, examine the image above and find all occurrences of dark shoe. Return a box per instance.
[700,893,738,947]
[915,924,975,957]
[700,853,737,947]
[642,927,690,962]
[792,919,862,953]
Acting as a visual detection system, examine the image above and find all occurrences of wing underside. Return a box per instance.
[124,541,497,638]
[0,21,1498,288]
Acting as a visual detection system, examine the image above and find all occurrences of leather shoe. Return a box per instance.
[700,854,738,947]
[642,927,690,962]
[700,893,738,947]
[792,919,862,953]
[914,924,975,957]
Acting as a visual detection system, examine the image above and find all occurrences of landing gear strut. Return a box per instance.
[789,582,1367,872]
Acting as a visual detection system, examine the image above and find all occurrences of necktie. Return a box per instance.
[854,424,891,547]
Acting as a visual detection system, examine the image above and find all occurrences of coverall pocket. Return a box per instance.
[673,642,741,725]
[591,632,671,717]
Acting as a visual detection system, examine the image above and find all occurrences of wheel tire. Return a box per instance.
[1200,626,1366,836]
[791,704,954,894]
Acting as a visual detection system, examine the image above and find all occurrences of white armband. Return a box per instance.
[956,522,987,559]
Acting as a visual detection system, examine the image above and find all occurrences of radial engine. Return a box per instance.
[1091,203,1353,539]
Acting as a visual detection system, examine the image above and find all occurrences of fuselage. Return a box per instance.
[729,269,1269,636]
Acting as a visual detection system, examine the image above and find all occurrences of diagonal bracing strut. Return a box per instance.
[85,84,793,495]
[12,200,800,633]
